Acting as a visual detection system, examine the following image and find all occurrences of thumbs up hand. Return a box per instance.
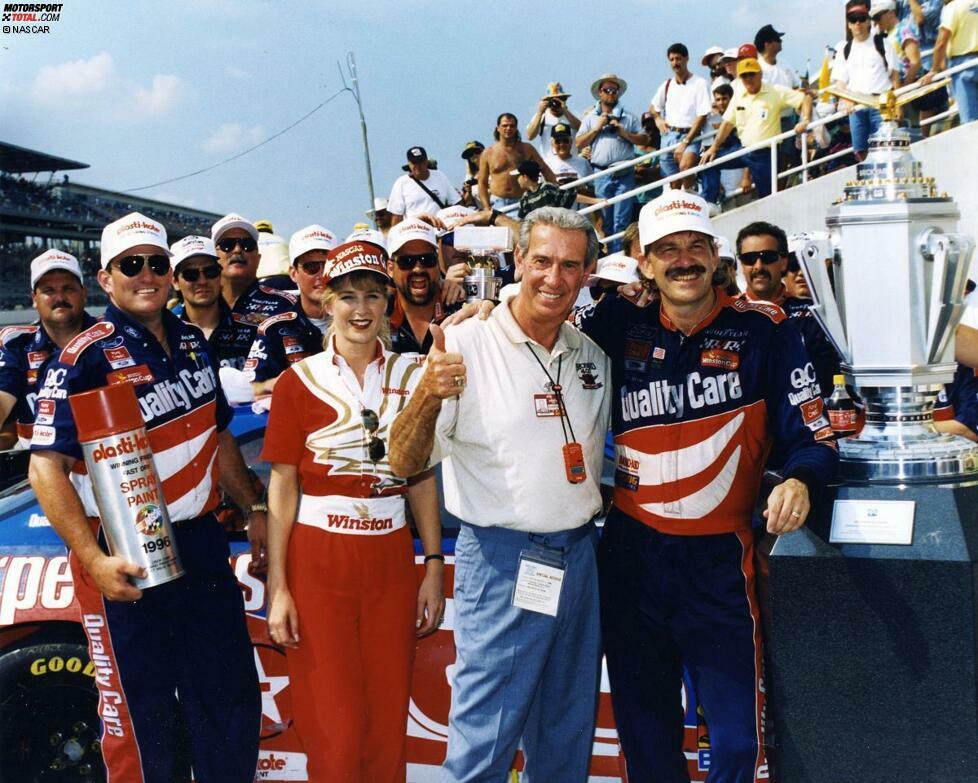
[423,323,467,398]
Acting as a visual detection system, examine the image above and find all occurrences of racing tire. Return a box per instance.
[0,642,105,783]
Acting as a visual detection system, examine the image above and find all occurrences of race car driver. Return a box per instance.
[28,212,264,783]
[245,224,335,396]
[0,249,97,447]
[212,212,297,369]
[579,191,838,783]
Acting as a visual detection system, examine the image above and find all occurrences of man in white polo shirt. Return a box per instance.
[389,207,610,783]
[649,42,713,189]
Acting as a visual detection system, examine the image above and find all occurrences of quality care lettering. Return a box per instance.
[138,366,216,418]
[82,614,126,737]
[621,371,742,422]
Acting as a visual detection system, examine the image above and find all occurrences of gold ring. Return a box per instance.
[453,375,465,387]
[790,511,801,517]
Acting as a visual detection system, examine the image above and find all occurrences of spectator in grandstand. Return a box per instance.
[213,213,298,370]
[872,0,943,136]
[388,147,461,226]
[367,196,394,239]
[527,82,583,156]
[255,219,274,234]
[545,122,594,185]
[757,24,800,88]
[701,58,813,198]
[897,0,945,67]
[478,114,556,211]
[0,250,96,448]
[736,220,840,393]
[170,235,241,370]
[263,239,444,783]
[702,45,727,81]
[832,0,902,159]
[460,140,485,208]
[30,212,263,783]
[700,82,751,208]
[648,43,713,190]
[719,48,739,82]
[577,73,649,251]
[246,225,334,396]
[389,207,608,783]
[512,160,576,218]
[924,0,978,125]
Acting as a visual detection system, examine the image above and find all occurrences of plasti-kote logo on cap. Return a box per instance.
[116,219,162,236]
[303,229,334,242]
[654,198,704,217]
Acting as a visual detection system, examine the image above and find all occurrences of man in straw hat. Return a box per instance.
[527,81,582,156]
[575,72,649,251]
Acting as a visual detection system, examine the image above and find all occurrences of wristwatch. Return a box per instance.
[248,502,268,515]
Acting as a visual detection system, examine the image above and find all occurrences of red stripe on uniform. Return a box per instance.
[736,528,768,782]
[70,536,146,783]
[160,428,218,505]
[147,400,216,452]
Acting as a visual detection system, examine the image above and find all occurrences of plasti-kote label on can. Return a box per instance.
[70,383,183,590]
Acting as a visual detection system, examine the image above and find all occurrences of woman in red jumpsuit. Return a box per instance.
[263,241,444,782]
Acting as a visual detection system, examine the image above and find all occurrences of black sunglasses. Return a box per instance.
[847,13,870,22]
[115,254,171,277]
[179,264,221,282]
[738,250,783,265]
[394,253,438,271]
[298,260,327,276]
[361,409,386,463]
[217,237,258,253]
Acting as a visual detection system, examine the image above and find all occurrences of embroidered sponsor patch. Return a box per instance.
[106,364,154,386]
[700,348,740,371]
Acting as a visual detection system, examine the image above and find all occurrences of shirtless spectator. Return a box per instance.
[388,147,461,225]
[478,113,555,211]
[527,82,582,156]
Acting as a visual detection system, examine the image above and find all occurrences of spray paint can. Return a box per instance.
[69,382,183,589]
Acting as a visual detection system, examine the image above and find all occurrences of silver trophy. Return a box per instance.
[454,226,509,303]
[799,88,978,483]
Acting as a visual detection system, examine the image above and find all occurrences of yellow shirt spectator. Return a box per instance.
[941,0,978,58]
[722,83,806,148]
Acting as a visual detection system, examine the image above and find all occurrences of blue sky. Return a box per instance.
[1,0,844,240]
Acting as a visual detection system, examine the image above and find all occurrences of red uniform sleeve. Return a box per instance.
[261,367,308,465]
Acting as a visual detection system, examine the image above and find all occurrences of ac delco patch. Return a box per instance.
[700,348,740,371]
[106,364,155,386]
[27,350,49,369]
[103,346,136,369]
[800,397,824,424]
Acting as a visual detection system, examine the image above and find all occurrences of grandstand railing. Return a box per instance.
[500,56,977,244]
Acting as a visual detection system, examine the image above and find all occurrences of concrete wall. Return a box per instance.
[713,121,978,242]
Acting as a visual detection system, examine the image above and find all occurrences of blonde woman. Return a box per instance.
[263,240,444,782]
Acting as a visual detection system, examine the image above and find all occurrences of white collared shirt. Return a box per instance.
[431,298,611,533]
[650,72,713,129]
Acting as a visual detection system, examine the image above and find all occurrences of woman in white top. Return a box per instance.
[263,240,444,782]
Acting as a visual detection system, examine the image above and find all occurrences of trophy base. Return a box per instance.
[766,482,978,782]
[840,432,978,484]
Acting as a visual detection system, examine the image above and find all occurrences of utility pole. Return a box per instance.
[339,52,378,229]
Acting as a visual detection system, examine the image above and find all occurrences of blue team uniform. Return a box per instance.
[223,281,297,370]
[579,290,837,783]
[243,308,324,383]
[934,363,978,434]
[31,303,260,783]
[172,297,249,370]
[0,313,97,446]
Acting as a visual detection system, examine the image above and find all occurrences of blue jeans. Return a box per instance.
[849,107,883,154]
[594,168,635,252]
[658,129,703,178]
[743,149,774,199]
[700,140,745,203]
[950,54,978,125]
[443,522,601,783]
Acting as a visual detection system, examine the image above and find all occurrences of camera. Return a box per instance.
[549,99,563,112]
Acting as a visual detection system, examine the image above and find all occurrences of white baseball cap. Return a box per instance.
[170,235,218,270]
[257,233,291,278]
[639,191,718,250]
[211,213,259,244]
[30,249,84,288]
[869,0,895,15]
[367,197,389,217]
[100,212,171,268]
[586,252,640,287]
[345,227,388,253]
[721,47,738,61]
[701,45,725,66]
[289,224,338,264]
[716,236,735,262]
[436,205,475,229]
[387,219,438,255]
